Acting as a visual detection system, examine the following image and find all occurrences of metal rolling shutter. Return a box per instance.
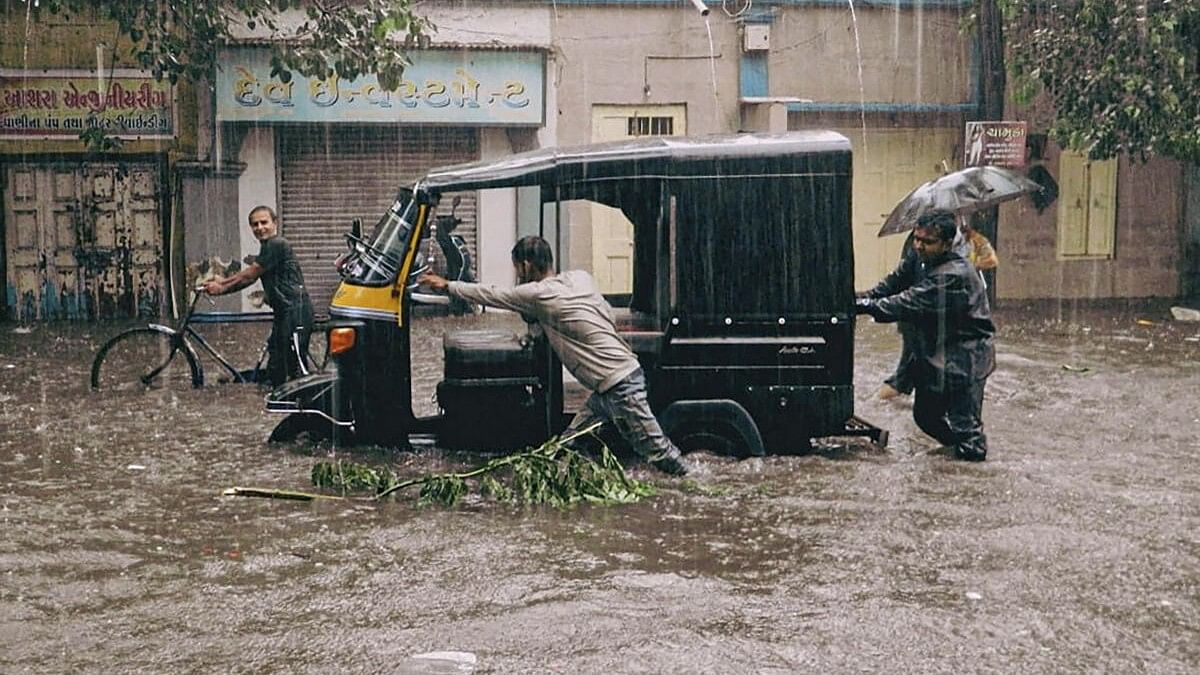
[278,125,479,316]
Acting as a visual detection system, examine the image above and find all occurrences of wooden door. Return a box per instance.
[3,162,162,320]
[589,104,685,294]
[834,128,958,291]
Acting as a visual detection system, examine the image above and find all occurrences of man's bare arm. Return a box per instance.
[203,263,264,295]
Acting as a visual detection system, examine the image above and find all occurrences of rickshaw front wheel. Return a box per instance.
[269,413,355,445]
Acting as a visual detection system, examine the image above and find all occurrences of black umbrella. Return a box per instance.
[878,166,1042,237]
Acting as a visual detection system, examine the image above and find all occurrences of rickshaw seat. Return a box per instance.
[442,329,535,379]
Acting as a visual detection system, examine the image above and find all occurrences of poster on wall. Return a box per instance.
[964,121,1027,168]
[215,46,545,126]
[0,69,176,139]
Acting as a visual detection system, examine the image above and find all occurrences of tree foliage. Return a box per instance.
[1004,0,1200,162]
[38,0,433,91]
[310,431,658,509]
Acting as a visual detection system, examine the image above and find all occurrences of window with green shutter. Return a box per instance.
[1057,151,1117,259]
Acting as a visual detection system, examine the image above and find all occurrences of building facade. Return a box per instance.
[2,0,1191,321]
[0,7,197,320]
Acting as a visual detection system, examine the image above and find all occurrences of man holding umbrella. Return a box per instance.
[855,210,995,461]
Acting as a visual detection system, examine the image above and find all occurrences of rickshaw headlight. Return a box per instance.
[329,327,357,355]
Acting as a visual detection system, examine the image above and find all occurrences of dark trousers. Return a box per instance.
[913,377,989,461]
[267,300,314,387]
[563,368,681,462]
[885,321,918,394]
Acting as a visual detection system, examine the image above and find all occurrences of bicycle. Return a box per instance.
[90,289,320,391]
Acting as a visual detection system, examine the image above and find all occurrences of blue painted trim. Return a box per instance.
[741,53,769,98]
[784,101,976,113]
[533,0,971,8]
[744,8,778,24]
[40,279,61,319]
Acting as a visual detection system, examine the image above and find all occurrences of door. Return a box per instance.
[589,104,685,294]
[833,128,958,291]
[3,162,163,321]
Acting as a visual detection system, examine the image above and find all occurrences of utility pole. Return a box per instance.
[976,0,1006,302]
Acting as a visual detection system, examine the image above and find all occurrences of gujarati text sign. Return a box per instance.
[0,69,175,139]
[216,47,545,126]
[964,121,1027,168]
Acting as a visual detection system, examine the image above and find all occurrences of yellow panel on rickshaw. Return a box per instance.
[329,282,399,321]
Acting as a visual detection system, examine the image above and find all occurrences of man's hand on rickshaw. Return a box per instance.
[419,272,449,291]
[200,279,224,296]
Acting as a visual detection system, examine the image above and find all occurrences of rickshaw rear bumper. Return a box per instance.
[266,371,355,428]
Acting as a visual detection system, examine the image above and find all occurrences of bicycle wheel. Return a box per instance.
[91,328,203,391]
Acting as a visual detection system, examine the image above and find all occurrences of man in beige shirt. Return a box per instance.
[421,235,691,476]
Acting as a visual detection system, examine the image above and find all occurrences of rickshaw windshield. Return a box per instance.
[342,189,418,286]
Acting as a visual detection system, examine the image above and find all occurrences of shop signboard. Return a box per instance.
[216,47,545,126]
[964,121,1027,168]
[0,69,175,139]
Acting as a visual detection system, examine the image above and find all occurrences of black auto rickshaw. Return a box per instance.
[267,131,887,455]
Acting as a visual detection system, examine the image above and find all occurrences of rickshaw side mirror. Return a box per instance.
[350,218,362,239]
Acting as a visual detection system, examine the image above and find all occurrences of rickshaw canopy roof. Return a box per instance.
[420,131,851,193]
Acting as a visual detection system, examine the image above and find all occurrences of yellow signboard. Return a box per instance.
[0,69,175,139]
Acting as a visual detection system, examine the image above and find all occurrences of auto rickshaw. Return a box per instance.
[267,131,887,455]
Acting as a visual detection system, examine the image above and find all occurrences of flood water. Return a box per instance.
[1,303,1198,673]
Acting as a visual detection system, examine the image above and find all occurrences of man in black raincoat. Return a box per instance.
[855,210,995,461]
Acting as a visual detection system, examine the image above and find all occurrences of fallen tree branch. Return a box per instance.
[311,423,656,508]
[222,486,347,501]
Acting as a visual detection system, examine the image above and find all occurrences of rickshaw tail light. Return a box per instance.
[329,328,357,355]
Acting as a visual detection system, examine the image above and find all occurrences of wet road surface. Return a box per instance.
[1,303,1198,673]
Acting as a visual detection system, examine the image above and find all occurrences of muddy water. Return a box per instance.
[1,305,1198,673]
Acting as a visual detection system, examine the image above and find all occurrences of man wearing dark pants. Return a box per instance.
[420,235,691,476]
[202,205,314,387]
[855,210,995,461]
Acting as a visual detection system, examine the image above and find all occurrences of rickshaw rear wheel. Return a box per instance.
[660,399,766,458]
[668,423,750,458]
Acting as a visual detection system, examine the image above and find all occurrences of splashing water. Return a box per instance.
[705,16,720,127]
[846,0,868,156]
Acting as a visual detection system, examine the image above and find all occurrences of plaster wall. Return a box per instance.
[550,8,741,144]
[767,5,972,104]
[998,149,1184,300]
[478,129,518,287]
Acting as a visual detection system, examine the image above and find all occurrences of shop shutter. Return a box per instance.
[278,125,479,317]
